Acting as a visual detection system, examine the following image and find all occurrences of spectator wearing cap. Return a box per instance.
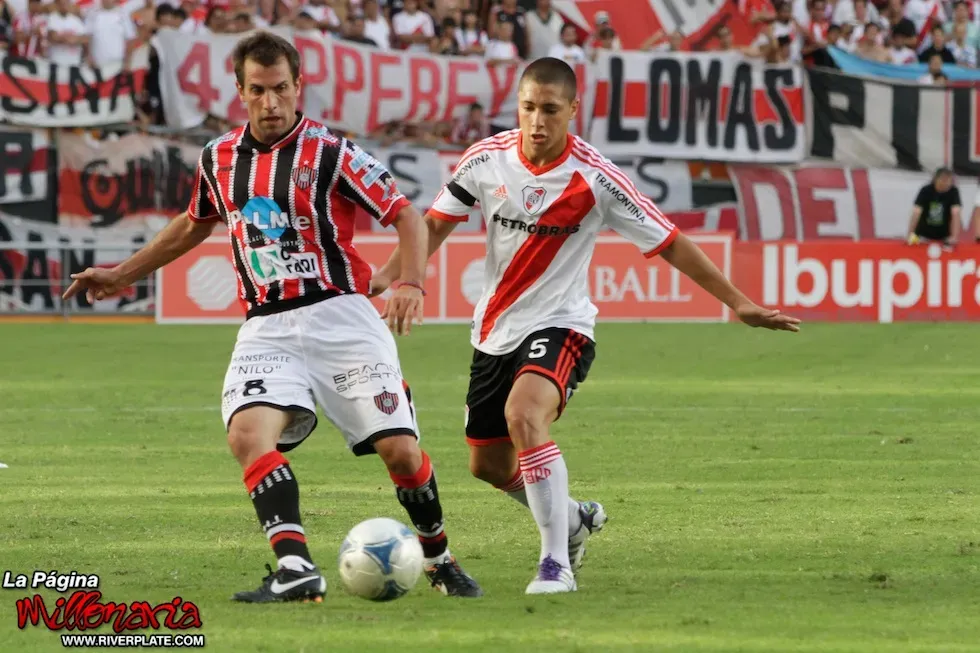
[450,102,491,147]
[526,0,562,60]
[294,7,318,31]
[950,21,977,66]
[392,0,434,51]
[908,168,961,249]
[918,23,956,63]
[547,22,586,63]
[945,1,979,50]
[489,0,529,59]
[456,9,487,55]
[47,0,88,65]
[485,15,520,65]
[362,0,391,49]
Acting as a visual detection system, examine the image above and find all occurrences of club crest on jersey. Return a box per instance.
[522,186,547,215]
[373,390,399,415]
[291,166,317,190]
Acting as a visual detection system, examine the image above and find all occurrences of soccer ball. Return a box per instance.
[337,517,424,601]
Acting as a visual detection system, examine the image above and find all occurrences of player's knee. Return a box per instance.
[504,400,548,441]
[375,435,423,477]
[227,418,275,465]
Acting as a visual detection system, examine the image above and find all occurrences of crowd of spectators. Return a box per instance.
[0,0,973,144]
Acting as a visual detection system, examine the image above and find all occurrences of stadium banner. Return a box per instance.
[730,164,980,241]
[0,213,152,313]
[808,67,980,176]
[734,241,980,323]
[0,51,149,127]
[57,131,200,233]
[155,233,733,324]
[591,51,806,162]
[553,0,764,51]
[153,27,593,138]
[0,128,49,204]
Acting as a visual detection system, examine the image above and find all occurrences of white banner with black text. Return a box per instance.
[590,50,806,162]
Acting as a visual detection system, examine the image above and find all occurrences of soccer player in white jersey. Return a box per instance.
[373,58,801,594]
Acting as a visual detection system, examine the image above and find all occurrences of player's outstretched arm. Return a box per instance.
[62,212,216,303]
[660,232,801,332]
[379,204,429,336]
[370,212,459,298]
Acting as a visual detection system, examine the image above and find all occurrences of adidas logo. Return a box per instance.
[492,185,508,199]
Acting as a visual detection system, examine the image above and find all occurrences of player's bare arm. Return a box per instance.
[381,204,429,336]
[62,212,215,303]
[660,232,801,332]
[371,212,458,297]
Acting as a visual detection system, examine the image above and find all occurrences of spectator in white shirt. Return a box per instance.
[363,0,391,50]
[456,9,487,55]
[890,26,918,63]
[485,17,520,64]
[47,0,89,66]
[919,52,947,82]
[547,23,586,63]
[526,0,562,60]
[392,0,434,52]
[951,21,977,66]
[300,1,342,33]
[84,0,136,68]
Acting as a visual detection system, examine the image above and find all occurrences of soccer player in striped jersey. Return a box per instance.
[373,57,801,594]
[64,31,482,602]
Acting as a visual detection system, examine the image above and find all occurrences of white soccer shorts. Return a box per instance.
[220,294,419,455]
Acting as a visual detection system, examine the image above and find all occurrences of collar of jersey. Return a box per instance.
[242,112,306,153]
[517,132,575,176]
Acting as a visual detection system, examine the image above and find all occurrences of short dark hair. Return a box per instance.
[232,31,301,88]
[931,22,945,33]
[519,57,578,101]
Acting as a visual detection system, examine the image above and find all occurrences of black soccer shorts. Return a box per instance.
[464,327,596,446]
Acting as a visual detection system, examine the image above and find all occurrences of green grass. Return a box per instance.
[1,323,979,653]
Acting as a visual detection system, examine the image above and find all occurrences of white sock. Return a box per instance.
[278,555,315,572]
[518,441,571,569]
[496,470,582,535]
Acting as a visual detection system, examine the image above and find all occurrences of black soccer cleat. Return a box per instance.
[424,556,483,597]
[231,563,326,603]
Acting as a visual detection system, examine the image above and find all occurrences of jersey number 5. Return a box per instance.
[528,338,549,359]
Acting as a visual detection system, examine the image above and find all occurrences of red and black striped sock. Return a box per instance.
[243,450,313,569]
[391,451,448,560]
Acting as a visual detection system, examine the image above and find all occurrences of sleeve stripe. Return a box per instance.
[447,181,477,207]
[572,145,675,232]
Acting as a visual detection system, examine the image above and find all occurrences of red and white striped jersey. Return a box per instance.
[430,129,679,355]
[188,114,410,319]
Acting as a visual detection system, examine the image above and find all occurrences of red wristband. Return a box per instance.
[395,281,426,296]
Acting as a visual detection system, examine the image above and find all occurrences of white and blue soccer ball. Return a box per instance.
[337,517,424,601]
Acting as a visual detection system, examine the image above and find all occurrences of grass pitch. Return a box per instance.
[1,322,979,652]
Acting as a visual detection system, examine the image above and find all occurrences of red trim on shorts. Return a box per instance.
[516,364,569,415]
[269,531,306,547]
[243,450,288,493]
[428,208,470,223]
[466,436,512,447]
[389,450,432,488]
